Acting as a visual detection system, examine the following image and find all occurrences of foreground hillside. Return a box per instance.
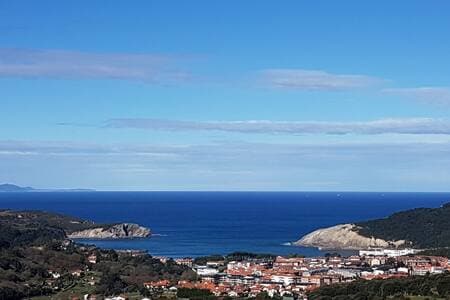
[308,273,450,299]
[297,202,450,250]
[0,209,194,299]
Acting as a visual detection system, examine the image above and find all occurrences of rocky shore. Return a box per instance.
[294,224,406,250]
[67,223,151,239]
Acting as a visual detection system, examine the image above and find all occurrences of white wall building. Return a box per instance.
[359,248,417,257]
[195,266,219,276]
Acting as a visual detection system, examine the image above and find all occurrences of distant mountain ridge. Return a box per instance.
[0,183,94,192]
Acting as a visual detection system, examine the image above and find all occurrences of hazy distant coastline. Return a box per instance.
[0,183,95,192]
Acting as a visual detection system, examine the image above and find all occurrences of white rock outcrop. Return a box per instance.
[68,223,151,239]
[294,224,406,250]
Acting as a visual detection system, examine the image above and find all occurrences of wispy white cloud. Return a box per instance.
[104,118,450,135]
[383,87,450,104]
[257,69,383,91]
[0,48,191,83]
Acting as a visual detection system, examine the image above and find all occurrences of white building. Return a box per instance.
[359,248,417,257]
[328,268,360,278]
[105,297,127,300]
[271,275,297,286]
[195,265,219,276]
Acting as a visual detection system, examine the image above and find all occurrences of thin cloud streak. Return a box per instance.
[104,118,450,135]
[0,48,191,83]
[383,87,450,104]
[3,139,450,158]
[258,69,383,91]
[0,140,187,156]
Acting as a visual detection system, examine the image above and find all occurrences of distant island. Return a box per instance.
[0,183,95,192]
[296,202,450,250]
[0,183,34,192]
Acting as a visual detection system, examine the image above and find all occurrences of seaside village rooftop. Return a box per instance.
[134,250,450,300]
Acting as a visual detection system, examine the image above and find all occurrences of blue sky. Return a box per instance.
[1,1,450,191]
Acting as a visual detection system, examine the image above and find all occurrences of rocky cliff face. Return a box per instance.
[67,223,151,239]
[294,224,406,250]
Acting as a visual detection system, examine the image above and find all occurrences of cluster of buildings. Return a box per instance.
[144,250,450,299]
[48,241,450,300]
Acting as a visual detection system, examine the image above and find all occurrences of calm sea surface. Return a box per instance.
[0,192,448,257]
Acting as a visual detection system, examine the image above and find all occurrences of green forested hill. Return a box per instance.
[356,203,450,248]
[0,209,99,248]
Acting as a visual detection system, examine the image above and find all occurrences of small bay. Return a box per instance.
[0,191,448,257]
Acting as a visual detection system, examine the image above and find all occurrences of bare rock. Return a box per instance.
[294,224,406,250]
[68,223,151,239]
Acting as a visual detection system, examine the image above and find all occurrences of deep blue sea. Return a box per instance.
[0,192,449,258]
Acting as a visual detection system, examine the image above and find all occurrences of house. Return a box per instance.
[88,254,97,264]
[327,257,343,267]
[87,277,97,286]
[153,256,168,263]
[175,257,194,267]
[271,275,298,286]
[346,255,362,266]
[365,256,386,266]
[273,257,305,269]
[144,279,171,289]
[328,268,360,279]
[195,265,219,276]
[48,270,61,279]
[71,269,83,277]
[207,261,225,268]
[105,296,128,300]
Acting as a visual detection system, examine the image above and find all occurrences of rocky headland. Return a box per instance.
[295,203,450,250]
[295,224,406,250]
[67,223,151,239]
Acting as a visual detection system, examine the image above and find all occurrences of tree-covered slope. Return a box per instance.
[0,209,195,299]
[356,203,450,249]
[0,209,99,249]
[308,273,450,299]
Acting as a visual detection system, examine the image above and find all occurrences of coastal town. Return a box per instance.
[76,248,449,300]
